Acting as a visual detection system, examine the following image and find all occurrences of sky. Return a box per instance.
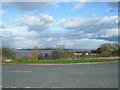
[0,2,118,49]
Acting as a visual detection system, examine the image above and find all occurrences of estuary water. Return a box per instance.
[13,49,91,57]
[13,50,54,57]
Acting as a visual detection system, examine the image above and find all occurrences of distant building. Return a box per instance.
[17,48,22,50]
[74,52,83,56]
[85,52,89,55]
[74,51,90,56]
[90,53,97,55]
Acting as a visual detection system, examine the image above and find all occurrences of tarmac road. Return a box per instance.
[2,62,118,88]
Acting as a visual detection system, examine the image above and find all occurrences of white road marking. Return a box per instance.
[26,87,32,88]
[6,71,32,73]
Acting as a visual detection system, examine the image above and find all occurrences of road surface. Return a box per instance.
[2,62,118,88]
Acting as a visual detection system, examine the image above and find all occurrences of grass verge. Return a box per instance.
[2,58,120,64]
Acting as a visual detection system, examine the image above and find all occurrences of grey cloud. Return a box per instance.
[2,15,118,49]
[96,36,119,42]
[58,16,118,42]
[2,2,57,12]
[63,17,117,32]
[1,25,66,49]
[1,26,40,48]
[16,14,55,32]
[1,26,115,49]
[71,38,111,49]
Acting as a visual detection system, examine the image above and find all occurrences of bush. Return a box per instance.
[2,47,14,58]
[30,45,40,60]
[51,50,61,59]
[44,53,51,60]
[100,52,110,57]
[60,50,75,59]
[111,49,120,56]
[38,54,44,60]
[96,43,120,56]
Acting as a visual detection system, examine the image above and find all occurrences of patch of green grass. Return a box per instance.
[2,58,120,64]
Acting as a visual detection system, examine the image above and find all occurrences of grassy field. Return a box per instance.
[2,58,120,64]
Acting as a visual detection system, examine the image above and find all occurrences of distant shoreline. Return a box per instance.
[16,48,95,50]
[2,57,119,65]
[2,61,119,66]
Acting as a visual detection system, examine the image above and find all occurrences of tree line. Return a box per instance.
[2,43,120,60]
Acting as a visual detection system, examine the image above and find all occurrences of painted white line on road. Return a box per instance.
[26,87,32,88]
[3,86,17,88]
[6,71,32,73]
[3,86,65,88]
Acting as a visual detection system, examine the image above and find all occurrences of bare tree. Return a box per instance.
[2,47,14,58]
[31,44,40,60]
